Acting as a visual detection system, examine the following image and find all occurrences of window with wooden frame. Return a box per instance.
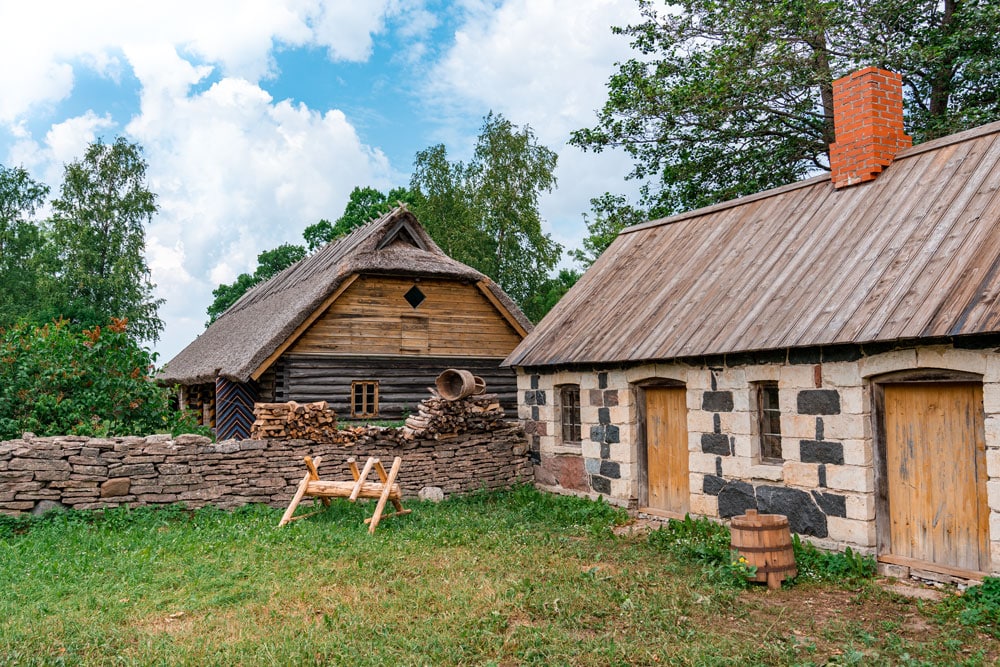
[351,381,379,418]
[559,385,582,444]
[755,381,782,462]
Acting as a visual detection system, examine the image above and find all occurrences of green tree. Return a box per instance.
[571,193,648,268]
[411,112,562,320]
[0,166,51,327]
[48,137,163,342]
[572,0,1000,215]
[522,268,581,323]
[206,243,307,324]
[0,318,203,439]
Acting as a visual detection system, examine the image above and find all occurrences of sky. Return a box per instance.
[0,0,645,362]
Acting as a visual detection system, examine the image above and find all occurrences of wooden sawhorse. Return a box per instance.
[278,455,411,533]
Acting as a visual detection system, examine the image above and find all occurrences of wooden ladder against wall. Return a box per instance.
[278,455,411,534]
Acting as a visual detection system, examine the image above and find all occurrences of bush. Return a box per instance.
[0,318,205,439]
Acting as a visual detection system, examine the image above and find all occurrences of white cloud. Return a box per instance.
[427,0,645,259]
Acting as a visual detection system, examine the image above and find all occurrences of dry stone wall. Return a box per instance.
[0,425,531,515]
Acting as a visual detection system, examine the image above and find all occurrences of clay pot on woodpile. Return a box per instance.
[436,369,487,401]
[730,509,797,590]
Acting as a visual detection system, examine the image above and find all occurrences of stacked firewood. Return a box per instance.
[401,392,505,440]
[251,401,339,441]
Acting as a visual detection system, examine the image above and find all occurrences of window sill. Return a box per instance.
[748,463,784,482]
[549,443,582,455]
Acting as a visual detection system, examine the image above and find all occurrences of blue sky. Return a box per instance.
[0,0,643,361]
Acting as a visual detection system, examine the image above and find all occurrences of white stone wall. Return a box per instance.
[519,343,1000,573]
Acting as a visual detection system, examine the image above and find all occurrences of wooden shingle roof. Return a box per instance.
[162,206,531,385]
[506,121,1000,369]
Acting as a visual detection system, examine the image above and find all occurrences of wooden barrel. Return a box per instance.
[730,509,797,590]
[436,369,477,400]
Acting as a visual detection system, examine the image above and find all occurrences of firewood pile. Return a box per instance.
[251,401,340,441]
[401,392,505,440]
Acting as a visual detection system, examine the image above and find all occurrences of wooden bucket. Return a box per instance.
[436,369,479,401]
[730,509,797,590]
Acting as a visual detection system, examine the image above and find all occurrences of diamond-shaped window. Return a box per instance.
[404,285,426,308]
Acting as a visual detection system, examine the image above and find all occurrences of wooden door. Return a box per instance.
[883,382,989,573]
[645,387,689,514]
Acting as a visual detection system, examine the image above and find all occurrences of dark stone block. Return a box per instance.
[753,349,787,365]
[756,485,828,538]
[524,390,537,406]
[715,456,723,477]
[530,375,539,389]
[589,389,603,406]
[800,440,843,464]
[590,425,605,443]
[590,475,611,494]
[788,347,822,365]
[598,372,608,389]
[604,390,619,406]
[600,442,610,459]
[812,491,847,518]
[605,425,620,444]
[701,433,731,455]
[535,390,546,406]
[600,461,620,479]
[702,391,733,412]
[815,418,824,441]
[822,344,862,363]
[598,407,610,425]
[818,464,827,488]
[713,413,721,434]
[703,475,726,496]
[797,390,841,415]
[531,406,539,420]
[718,480,756,518]
[710,372,718,391]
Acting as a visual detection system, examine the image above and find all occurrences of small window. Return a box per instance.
[559,385,581,444]
[756,382,782,462]
[351,381,379,418]
[404,285,425,308]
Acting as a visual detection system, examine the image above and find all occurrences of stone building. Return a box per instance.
[506,68,1000,580]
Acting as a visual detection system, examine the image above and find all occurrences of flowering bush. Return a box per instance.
[0,319,204,440]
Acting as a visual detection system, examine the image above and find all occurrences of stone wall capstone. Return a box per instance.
[0,425,531,515]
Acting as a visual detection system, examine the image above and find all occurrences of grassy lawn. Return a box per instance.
[1,486,997,666]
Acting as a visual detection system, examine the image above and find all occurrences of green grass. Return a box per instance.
[1,487,996,666]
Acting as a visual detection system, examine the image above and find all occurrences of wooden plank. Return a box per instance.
[306,480,402,500]
[645,387,689,514]
[475,280,529,337]
[251,274,359,380]
[369,456,403,534]
[883,383,989,572]
[350,457,377,501]
[878,554,988,581]
[278,457,321,527]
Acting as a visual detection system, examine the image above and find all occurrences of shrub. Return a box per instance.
[0,318,205,439]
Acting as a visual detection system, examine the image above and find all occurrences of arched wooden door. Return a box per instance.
[881,381,989,574]
[645,386,689,515]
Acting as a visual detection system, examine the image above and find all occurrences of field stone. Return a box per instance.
[418,486,445,502]
[101,477,131,498]
[31,500,67,515]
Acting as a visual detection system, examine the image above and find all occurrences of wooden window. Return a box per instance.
[351,381,379,418]
[559,385,581,444]
[756,382,782,462]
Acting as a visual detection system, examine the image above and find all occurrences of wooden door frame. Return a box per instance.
[635,378,687,510]
[870,368,987,575]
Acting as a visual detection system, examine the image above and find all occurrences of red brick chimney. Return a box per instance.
[829,67,911,189]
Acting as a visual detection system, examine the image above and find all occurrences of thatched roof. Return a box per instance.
[506,120,1000,369]
[162,206,531,385]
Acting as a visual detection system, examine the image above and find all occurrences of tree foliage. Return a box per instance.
[571,193,648,268]
[303,186,419,251]
[411,112,562,321]
[205,243,307,324]
[48,138,164,341]
[572,0,1000,216]
[0,166,50,326]
[0,318,203,440]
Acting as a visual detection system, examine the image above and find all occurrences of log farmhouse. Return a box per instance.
[161,207,531,439]
[505,68,1000,581]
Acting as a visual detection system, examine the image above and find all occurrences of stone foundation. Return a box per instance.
[0,425,531,514]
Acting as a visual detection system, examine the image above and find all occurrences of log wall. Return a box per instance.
[268,355,517,419]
